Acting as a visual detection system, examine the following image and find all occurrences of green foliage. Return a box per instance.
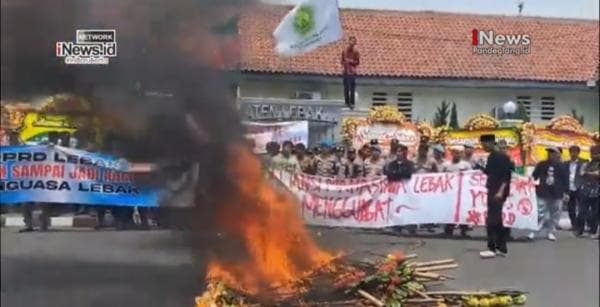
[433,100,451,127]
[571,109,584,125]
[449,103,460,129]
[354,259,422,306]
[515,102,530,121]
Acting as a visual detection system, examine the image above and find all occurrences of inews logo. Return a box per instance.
[56,30,117,65]
[472,29,531,56]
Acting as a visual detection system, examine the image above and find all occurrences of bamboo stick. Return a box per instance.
[416,263,459,272]
[413,271,442,279]
[416,281,445,287]
[289,300,360,306]
[357,289,384,307]
[438,273,456,280]
[405,298,444,303]
[405,253,418,260]
[409,259,456,268]
[425,290,491,296]
[409,288,430,299]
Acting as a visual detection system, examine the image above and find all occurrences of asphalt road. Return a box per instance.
[1,227,598,307]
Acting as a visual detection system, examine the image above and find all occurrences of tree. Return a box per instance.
[515,102,530,122]
[571,109,584,125]
[449,103,459,129]
[433,100,451,127]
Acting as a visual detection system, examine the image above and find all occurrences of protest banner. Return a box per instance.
[445,128,523,166]
[0,145,159,207]
[351,122,420,156]
[273,170,538,230]
[244,121,309,154]
[527,128,594,165]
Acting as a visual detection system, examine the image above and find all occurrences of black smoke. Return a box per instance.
[2,0,251,159]
[2,0,256,295]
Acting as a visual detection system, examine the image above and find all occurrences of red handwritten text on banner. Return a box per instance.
[274,170,538,230]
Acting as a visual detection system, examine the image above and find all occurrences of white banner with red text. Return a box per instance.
[272,170,538,230]
[243,121,309,154]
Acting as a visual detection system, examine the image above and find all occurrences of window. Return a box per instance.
[516,95,555,121]
[539,96,556,121]
[516,95,532,116]
[397,92,413,120]
[371,92,388,107]
[371,91,413,119]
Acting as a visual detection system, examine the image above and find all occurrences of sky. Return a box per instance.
[263,0,600,20]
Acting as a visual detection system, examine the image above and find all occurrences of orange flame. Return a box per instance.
[203,144,333,297]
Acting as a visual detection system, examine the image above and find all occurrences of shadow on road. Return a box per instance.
[1,257,204,307]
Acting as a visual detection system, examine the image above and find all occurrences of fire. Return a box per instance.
[200,144,333,300]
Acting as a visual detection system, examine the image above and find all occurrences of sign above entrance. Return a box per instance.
[240,102,342,122]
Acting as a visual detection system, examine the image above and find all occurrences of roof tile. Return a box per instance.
[239,6,599,83]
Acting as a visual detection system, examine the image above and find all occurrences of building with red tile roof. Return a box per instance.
[236,5,599,139]
[239,6,598,83]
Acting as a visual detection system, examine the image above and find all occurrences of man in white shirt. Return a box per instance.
[432,144,447,172]
[271,140,299,172]
[364,145,386,178]
[442,146,472,237]
[463,143,479,168]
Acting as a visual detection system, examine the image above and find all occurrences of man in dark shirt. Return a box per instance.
[385,144,416,235]
[479,134,513,258]
[563,145,587,232]
[384,144,415,182]
[341,36,360,109]
[529,147,569,241]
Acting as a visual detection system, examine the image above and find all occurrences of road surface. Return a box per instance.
[1,227,598,307]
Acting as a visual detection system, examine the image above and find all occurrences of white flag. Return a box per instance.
[273,0,343,57]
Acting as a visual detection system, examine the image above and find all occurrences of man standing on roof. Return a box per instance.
[341,36,360,109]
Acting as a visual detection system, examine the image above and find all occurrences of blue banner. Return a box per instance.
[0,145,159,207]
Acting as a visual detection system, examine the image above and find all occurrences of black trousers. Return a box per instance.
[343,74,356,107]
[22,202,51,230]
[115,207,134,226]
[486,195,508,253]
[444,224,469,235]
[97,206,133,229]
[577,195,599,235]
[138,207,152,227]
[567,190,579,229]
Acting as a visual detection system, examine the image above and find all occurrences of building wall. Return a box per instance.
[239,78,599,131]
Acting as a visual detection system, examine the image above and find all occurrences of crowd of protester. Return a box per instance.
[5,130,599,241]
[264,138,600,241]
[3,130,157,233]
[529,144,600,240]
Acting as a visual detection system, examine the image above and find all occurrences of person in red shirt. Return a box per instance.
[341,36,360,109]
